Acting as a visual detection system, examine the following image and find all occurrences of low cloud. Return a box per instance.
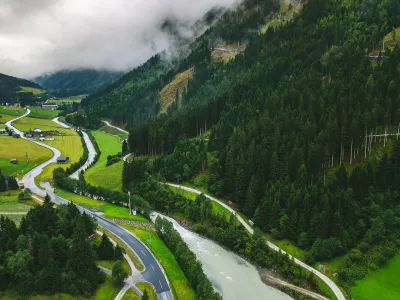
[0,0,238,79]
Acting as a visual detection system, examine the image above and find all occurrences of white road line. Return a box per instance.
[159,280,163,289]
[150,264,155,271]
[141,250,146,256]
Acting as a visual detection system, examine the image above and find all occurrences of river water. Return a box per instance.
[153,213,292,300]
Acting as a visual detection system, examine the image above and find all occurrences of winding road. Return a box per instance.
[167,184,346,300]
[6,110,173,300]
[102,120,129,134]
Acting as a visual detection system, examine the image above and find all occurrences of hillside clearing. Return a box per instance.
[383,27,400,51]
[159,68,194,113]
[18,86,45,95]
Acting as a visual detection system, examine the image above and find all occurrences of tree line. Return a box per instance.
[0,196,103,296]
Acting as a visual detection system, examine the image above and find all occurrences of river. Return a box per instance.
[153,213,292,300]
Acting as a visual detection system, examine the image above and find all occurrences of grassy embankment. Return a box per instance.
[28,107,61,119]
[0,135,53,176]
[121,289,141,300]
[84,131,123,191]
[12,117,83,185]
[99,123,129,139]
[123,225,196,300]
[136,282,157,300]
[159,68,193,113]
[54,189,195,300]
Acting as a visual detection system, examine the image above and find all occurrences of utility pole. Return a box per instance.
[128,191,131,215]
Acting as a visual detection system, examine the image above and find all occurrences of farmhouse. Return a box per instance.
[57,156,70,164]
[117,152,123,158]
[13,133,21,138]
[33,128,42,133]
[42,104,58,110]
[0,129,6,134]
[25,131,43,138]
[10,159,18,164]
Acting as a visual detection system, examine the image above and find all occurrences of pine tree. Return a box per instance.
[112,260,127,287]
[122,139,129,153]
[97,233,115,260]
[142,290,149,300]
[0,169,6,192]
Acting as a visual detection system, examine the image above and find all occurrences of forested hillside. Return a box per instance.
[35,69,122,97]
[120,0,400,293]
[0,72,43,104]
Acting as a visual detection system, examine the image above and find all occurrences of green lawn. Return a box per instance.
[85,131,123,190]
[121,288,141,300]
[28,107,62,119]
[0,135,53,176]
[136,282,157,300]
[123,225,196,300]
[55,189,148,223]
[97,260,131,274]
[0,106,25,116]
[352,253,400,300]
[0,114,15,128]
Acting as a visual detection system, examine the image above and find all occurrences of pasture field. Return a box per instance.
[123,225,196,300]
[28,107,61,119]
[121,289,141,300]
[159,68,194,113]
[18,86,45,95]
[12,117,82,183]
[352,254,400,300]
[136,282,157,300]
[0,114,16,128]
[0,106,25,116]
[99,125,128,139]
[85,131,123,190]
[0,135,53,176]
[47,97,83,104]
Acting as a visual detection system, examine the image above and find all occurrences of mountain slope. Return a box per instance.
[0,72,44,104]
[35,69,122,97]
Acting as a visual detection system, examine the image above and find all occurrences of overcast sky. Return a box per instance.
[0,0,238,79]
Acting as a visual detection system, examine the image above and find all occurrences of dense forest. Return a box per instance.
[119,0,400,288]
[0,196,103,296]
[35,69,122,97]
[0,72,43,104]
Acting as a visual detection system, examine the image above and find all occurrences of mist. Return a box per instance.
[0,0,239,79]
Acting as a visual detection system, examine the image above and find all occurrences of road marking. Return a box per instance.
[159,280,163,289]
[150,264,155,271]
[141,250,146,256]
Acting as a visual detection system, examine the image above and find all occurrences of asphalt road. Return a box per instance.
[7,110,173,300]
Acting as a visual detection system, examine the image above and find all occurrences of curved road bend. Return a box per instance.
[7,112,173,300]
[102,120,129,134]
[167,184,346,300]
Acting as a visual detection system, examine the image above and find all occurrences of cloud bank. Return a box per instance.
[0,0,238,78]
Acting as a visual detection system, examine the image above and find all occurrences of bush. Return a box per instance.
[112,261,127,287]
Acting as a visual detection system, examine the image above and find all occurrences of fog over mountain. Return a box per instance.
[0,0,238,78]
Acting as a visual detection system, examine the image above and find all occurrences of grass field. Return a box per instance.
[47,95,84,104]
[352,254,400,300]
[159,68,193,113]
[85,131,123,190]
[136,282,157,300]
[0,106,25,116]
[18,86,45,95]
[121,288,141,300]
[12,117,83,183]
[0,191,39,213]
[0,136,53,176]
[123,225,196,300]
[29,107,61,119]
[0,114,17,128]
